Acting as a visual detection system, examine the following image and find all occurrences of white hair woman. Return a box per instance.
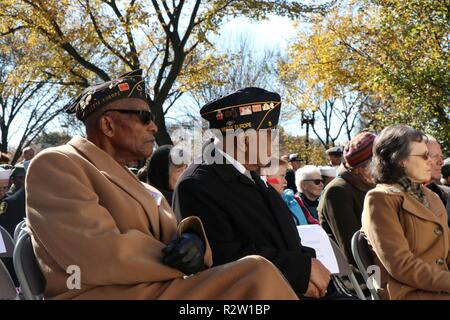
[295,165,324,221]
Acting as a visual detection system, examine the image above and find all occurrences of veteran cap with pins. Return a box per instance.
[66,69,150,121]
[200,87,281,133]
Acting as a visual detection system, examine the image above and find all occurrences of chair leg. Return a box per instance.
[349,273,367,300]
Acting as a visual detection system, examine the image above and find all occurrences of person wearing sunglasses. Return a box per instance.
[318,131,376,265]
[24,70,298,300]
[361,124,450,300]
[295,165,325,222]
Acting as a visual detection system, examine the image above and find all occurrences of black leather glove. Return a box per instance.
[162,232,205,275]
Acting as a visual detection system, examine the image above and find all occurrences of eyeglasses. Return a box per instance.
[103,109,155,125]
[408,152,430,161]
[304,179,324,185]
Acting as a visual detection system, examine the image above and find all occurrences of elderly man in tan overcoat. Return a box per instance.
[25,69,297,300]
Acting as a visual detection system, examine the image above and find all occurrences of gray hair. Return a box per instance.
[295,165,321,192]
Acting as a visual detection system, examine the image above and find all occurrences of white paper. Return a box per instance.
[0,230,6,254]
[297,225,339,274]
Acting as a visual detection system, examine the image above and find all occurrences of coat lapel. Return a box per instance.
[379,184,445,224]
[68,137,161,239]
[251,171,301,249]
[401,190,445,225]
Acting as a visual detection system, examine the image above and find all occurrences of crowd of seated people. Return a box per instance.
[1,70,449,301]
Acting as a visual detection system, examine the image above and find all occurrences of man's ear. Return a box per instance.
[99,115,115,137]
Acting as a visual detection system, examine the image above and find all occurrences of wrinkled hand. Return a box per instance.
[162,232,205,275]
[309,258,331,297]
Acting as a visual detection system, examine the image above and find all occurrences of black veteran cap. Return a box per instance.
[200,87,281,133]
[66,69,150,121]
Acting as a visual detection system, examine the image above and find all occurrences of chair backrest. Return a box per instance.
[0,225,15,258]
[0,259,17,300]
[351,230,380,300]
[329,238,366,300]
[13,233,45,300]
[14,219,26,243]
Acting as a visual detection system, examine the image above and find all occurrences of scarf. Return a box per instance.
[397,176,429,208]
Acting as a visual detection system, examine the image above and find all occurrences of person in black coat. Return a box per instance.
[0,186,25,236]
[0,186,25,287]
[173,87,332,299]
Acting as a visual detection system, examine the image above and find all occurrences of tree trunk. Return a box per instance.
[152,100,173,146]
[1,124,8,153]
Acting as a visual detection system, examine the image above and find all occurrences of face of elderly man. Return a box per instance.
[100,98,158,163]
[426,140,444,183]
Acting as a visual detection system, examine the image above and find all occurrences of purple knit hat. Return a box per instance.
[344,132,377,168]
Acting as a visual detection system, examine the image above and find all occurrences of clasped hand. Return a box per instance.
[162,232,205,275]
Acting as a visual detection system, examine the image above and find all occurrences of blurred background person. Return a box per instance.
[362,124,450,300]
[295,165,324,221]
[21,146,35,171]
[147,145,187,206]
[0,168,11,200]
[442,158,450,187]
[318,131,376,264]
[325,146,343,168]
[319,166,337,187]
[285,153,303,193]
[262,159,318,225]
[425,135,449,218]
[5,165,26,196]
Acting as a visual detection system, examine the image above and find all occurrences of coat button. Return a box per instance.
[434,226,443,236]
[436,258,445,266]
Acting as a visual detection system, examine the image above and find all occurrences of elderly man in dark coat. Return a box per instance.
[25,71,298,300]
[173,87,332,299]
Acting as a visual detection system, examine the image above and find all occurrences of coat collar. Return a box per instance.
[376,184,446,224]
[203,141,256,188]
[338,163,375,192]
[67,136,161,238]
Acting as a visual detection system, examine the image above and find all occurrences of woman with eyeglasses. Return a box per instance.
[318,131,376,265]
[361,124,450,300]
[295,165,324,223]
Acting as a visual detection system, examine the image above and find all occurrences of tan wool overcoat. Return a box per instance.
[361,184,450,300]
[26,137,297,300]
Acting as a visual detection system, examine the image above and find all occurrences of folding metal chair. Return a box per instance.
[329,238,366,300]
[14,219,27,243]
[0,259,17,300]
[13,233,45,300]
[351,230,381,300]
[0,225,15,258]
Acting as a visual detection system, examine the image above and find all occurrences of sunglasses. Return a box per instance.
[408,152,430,161]
[304,179,324,185]
[103,109,155,125]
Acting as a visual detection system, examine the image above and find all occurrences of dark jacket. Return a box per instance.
[0,187,25,287]
[173,148,316,295]
[318,164,375,265]
[0,186,25,236]
[147,145,174,206]
[426,182,450,227]
[285,169,297,193]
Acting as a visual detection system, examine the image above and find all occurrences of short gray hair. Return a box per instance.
[295,165,321,192]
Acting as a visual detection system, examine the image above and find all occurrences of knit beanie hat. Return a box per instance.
[344,132,376,168]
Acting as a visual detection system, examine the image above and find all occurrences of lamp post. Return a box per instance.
[301,111,315,148]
